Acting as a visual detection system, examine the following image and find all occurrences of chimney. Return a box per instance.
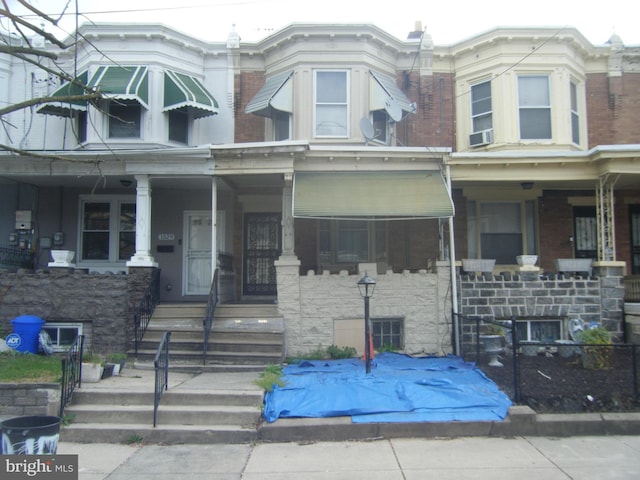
[407,21,423,41]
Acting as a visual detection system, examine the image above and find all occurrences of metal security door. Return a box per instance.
[631,205,640,274]
[184,212,212,295]
[243,213,281,296]
[573,206,597,259]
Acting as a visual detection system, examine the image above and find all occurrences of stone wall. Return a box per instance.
[0,266,159,354]
[276,259,452,357]
[0,383,60,419]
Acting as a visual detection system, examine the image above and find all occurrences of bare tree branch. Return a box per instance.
[0,92,102,117]
[0,4,68,49]
[0,44,58,60]
[0,142,103,164]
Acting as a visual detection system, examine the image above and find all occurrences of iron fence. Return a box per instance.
[457,313,640,407]
[202,268,219,365]
[0,245,35,270]
[59,335,84,417]
[153,331,171,428]
[134,281,159,356]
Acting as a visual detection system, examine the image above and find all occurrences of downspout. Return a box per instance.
[445,163,460,355]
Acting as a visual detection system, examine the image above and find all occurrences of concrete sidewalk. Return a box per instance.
[59,435,640,479]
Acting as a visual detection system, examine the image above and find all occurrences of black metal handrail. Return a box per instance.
[134,281,159,356]
[202,268,219,365]
[60,335,84,417]
[153,331,171,428]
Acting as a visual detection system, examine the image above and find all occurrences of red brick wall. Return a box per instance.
[538,192,576,271]
[235,71,267,143]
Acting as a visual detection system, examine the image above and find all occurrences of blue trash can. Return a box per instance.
[10,315,45,354]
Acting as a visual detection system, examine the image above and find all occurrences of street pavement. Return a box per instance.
[59,435,640,479]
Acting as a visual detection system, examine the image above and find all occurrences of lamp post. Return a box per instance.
[357,272,376,373]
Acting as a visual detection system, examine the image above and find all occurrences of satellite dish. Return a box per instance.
[359,117,375,143]
[385,98,403,122]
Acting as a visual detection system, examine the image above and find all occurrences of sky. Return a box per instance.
[6,0,640,46]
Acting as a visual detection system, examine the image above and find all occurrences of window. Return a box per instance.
[273,110,290,141]
[75,111,87,143]
[371,110,388,144]
[108,100,141,138]
[80,197,135,262]
[570,81,579,144]
[318,220,386,266]
[372,318,403,350]
[515,319,562,343]
[467,200,537,263]
[314,70,348,137]
[42,323,83,352]
[518,76,551,139]
[470,80,492,133]
[168,109,188,144]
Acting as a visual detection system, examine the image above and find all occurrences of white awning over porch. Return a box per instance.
[292,171,454,220]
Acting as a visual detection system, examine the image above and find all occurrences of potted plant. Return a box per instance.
[580,326,613,370]
[106,353,127,375]
[81,353,104,383]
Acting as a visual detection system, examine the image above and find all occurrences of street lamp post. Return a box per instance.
[357,272,376,373]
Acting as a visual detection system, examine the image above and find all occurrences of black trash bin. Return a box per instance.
[0,415,61,454]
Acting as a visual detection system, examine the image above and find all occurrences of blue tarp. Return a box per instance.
[263,352,512,423]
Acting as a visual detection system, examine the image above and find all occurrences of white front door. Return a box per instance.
[183,211,212,295]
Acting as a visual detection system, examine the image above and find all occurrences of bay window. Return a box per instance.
[314,70,349,137]
[518,75,551,140]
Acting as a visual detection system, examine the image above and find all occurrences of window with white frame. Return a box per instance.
[273,110,291,141]
[570,81,579,145]
[318,220,386,266]
[518,75,551,139]
[314,70,348,137]
[470,80,493,133]
[80,197,135,262]
[371,110,388,144]
[515,318,562,343]
[42,322,83,352]
[108,100,141,138]
[467,200,537,264]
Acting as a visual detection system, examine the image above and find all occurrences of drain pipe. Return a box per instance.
[445,164,460,355]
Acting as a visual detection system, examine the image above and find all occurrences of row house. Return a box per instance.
[0,22,638,358]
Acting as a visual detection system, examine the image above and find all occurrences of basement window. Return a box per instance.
[42,322,83,352]
[514,318,562,343]
[372,317,403,350]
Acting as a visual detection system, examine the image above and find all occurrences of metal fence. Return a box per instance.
[457,314,640,407]
[0,245,35,270]
[59,335,84,417]
[134,281,159,356]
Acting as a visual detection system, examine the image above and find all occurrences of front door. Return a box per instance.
[243,213,281,297]
[631,205,640,274]
[573,206,597,259]
[184,211,212,295]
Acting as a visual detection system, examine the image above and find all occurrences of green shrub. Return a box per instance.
[581,326,613,370]
[326,345,357,359]
[253,364,286,392]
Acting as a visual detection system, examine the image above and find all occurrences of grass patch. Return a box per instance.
[253,364,286,392]
[0,351,62,383]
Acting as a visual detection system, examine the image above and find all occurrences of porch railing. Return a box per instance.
[134,281,159,356]
[624,275,640,302]
[153,331,171,428]
[59,334,84,417]
[0,245,35,270]
[203,268,219,365]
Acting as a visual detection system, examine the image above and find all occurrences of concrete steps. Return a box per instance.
[62,388,264,445]
[133,303,285,368]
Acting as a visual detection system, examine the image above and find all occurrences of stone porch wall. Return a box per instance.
[0,383,60,419]
[0,267,159,354]
[276,259,452,357]
[458,265,625,344]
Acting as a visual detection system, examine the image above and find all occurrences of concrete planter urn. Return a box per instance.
[49,250,75,267]
[462,259,496,273]
[555,258,592,275]
[81,362,103,383]
[480,335,504,367]
[516,255,538,266]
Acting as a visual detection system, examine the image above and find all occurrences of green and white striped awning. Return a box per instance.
[88,65,149,108]
[293,171,454,220]
[37,71,89,117]
[163,70,219,119]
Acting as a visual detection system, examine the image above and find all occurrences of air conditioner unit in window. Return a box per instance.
[469,129,494,147]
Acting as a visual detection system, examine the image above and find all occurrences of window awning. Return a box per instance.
[369,70,416,120]
[245,71,293,117]
[293,171,454,220]
[163,70,219,119]
[88,65,149,109]
[37,71,89,117]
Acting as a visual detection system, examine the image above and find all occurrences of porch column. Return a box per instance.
[280,173,297,259]
[126,174,158,267]
[211,177,218,279]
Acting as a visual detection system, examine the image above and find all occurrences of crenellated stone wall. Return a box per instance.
[276,260,452,357]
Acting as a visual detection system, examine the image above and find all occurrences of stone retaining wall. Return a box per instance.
[0,383,60,419]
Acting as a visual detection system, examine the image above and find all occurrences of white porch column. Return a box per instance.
[280,173,297,258]
[126,174,158,267]
[211,177,218,279]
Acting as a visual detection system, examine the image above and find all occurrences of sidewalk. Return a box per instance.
[59,435,640,479]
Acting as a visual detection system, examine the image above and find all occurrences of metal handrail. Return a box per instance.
[202,268,219,365]
[59,334,84,417]
[153,331,171,428]
[134,281,159,356]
